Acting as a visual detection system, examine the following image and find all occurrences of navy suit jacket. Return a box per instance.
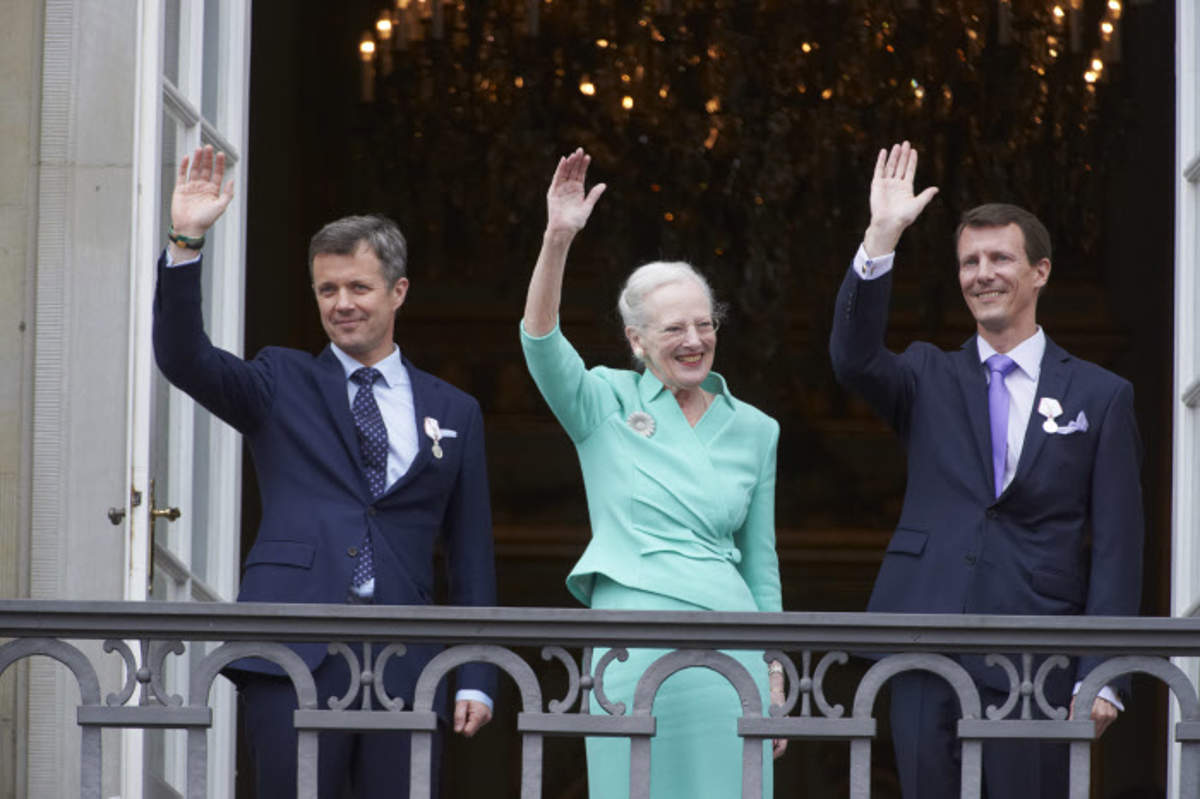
[153,254,497,710]
[830,266,1144,698]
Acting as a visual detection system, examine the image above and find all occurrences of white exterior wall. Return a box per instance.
[25,1,140,796]
[0,1,42,796]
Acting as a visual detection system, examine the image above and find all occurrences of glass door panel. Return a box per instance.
[129,1,249,796]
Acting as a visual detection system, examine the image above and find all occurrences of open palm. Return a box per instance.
[862,141,940,256]
[546,148,606,233]
[869,141,938,230]
[172,145,235,236]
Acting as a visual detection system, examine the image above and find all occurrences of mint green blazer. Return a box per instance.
[521,321,782,613]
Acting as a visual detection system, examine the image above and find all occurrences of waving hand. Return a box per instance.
[523,148,607,336]
[171,145,235,241]
[863,141,939,257]
[546,148,606,234]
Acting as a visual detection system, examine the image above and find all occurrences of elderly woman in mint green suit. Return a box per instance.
[521,148,786,798]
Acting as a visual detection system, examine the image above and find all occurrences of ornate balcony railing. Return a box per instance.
[3,600,1199,799]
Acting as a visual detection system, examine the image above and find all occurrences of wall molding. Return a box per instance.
[30,2,78,796]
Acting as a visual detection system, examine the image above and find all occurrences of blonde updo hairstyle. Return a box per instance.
[617,261,722,367]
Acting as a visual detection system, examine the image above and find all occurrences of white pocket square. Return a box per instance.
[1053,411,1089,435]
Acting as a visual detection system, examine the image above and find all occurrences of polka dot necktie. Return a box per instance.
[350,367,387,590]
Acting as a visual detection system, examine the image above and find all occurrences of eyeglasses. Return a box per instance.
[654,319,719,340]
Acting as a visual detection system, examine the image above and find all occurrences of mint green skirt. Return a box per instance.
[586,575,774,798]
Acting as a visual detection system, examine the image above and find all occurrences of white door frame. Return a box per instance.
[124,1,251,796]
[1171,1,1199,797]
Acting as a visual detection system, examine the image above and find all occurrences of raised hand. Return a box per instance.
[546,148,606,235]
[863,141,939,257]
[172,145,235,239]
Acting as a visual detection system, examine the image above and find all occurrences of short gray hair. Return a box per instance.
[308,214,408,286]
[617,260,721,332]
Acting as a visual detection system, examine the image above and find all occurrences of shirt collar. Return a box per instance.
[636,366,734,408]
[330,342,408,389]
[976,326,1045,381]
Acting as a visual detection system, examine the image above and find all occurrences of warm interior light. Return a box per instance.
[705,97,720,113]
[801,42,812,53]
[1100,21,1114,34]
[377,18,393,36]
[579,80,596,96]
[1084,70,1098,83]
[1091,58,1104,71]
[1052,5,1065,19]
[621,95,634,109]
[360,39,377,56]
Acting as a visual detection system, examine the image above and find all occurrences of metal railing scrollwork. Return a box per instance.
[2,601,1198,798]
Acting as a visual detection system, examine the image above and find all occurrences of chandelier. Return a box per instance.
[356,0,1128,105]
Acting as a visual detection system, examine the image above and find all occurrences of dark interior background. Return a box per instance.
[240,0,1175,795]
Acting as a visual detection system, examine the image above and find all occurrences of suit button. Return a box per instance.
[986,509,998,519]
[347,546,359,557]
[964,554,977,566]
[367,506,377,517]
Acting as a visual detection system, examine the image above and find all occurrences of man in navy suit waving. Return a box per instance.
[830,142,1144,798]
[154,145,497,798]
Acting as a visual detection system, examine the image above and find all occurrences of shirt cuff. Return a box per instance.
[1072,681,1124,712]
[164,248,201,269]
[455,689,494,711]
[852,243,895,280]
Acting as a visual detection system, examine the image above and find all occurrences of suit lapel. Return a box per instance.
[316,347,369,490]
[953,337,995,497]
[1008,336,1073,494]
[381,357,437,497]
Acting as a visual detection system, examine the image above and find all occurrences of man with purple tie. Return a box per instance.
[829,141,1144,798]
[154,145,497,798]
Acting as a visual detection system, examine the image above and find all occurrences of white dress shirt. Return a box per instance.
[852,243,1122,711]
[977,329,1044,495]
[330,342,419,489]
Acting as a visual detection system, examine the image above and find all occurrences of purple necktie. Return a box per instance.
[986,353,1018,498]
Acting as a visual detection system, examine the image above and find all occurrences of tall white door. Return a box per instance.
[123,1,251,796]
[1172,2,1200,796]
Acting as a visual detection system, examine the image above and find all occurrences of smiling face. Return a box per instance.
[625,279,717,392]
[312,242,409,366]
[957,223,1050,350]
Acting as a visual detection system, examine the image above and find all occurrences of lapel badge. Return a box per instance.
[626,411,656,438]
[1037,397,1063,434]
[424,416,444,459]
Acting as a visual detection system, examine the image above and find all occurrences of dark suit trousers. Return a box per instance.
[239,653,443,799]
[890,671,1068,799]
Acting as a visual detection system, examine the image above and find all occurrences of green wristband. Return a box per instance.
[167,224,206,250]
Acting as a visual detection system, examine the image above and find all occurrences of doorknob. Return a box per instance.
[147,479,181,594]
[149,479,181,522]
[151,505,182,521]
